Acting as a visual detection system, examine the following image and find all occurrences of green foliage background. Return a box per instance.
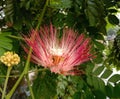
[0,0,120,99]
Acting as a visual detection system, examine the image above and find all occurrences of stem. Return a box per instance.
[25,49,35,99]
[35,0,48,30]
[2,66,12,99]
[29,68,47,73]
[8,35,23,40]
[5,48,32,99]
[24,48,32,74]
[0,75,20,78]
[26,74,35,99]
[0,87,3,93]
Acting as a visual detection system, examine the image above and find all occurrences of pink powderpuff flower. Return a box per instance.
[23,24,95,75]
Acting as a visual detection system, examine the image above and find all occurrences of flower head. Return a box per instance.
[23,24,95,75]
[0,51,20,67]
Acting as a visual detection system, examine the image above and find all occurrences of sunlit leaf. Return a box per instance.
[108,74,120,83]
[101,69,113,79]
[93,66,104,76]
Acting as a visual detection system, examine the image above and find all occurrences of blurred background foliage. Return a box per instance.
[0,0,120,99]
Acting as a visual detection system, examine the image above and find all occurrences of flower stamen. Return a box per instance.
[52,55,63,66]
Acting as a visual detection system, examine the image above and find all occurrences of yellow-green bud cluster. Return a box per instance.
[0,51,20,67]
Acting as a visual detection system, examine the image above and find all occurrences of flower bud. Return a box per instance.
[0,51,20,67]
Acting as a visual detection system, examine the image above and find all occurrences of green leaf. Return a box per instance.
[93,90,106,99]
[0,32,12,42]
[93,53,103,64]
[94,33,104,40]
[0,64,7,84]
[108,14,119,25]
[73,91,81,99]
[32,71,57,99]
[84,88,95,99]
[108,74,120,83]
[87,76,93,86]
[88,5,98,17]
[93,66,104,76]
[50,0,72,9]
[0,37,12,43]
[113,84,120,98]
[0,33,13,54]
[105,83,114,98]
[86,9,97,26]
[91,77,106,99]
[85,62,94,75]
[94,40,105,50]
[0,48,5,56]
[101,69,113,79]
[0,32,12,36]
[103,0,116,8]
[0,41,12,50]
[85,0,98,26]
[92,77,105,93]
[108,9,118,13]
